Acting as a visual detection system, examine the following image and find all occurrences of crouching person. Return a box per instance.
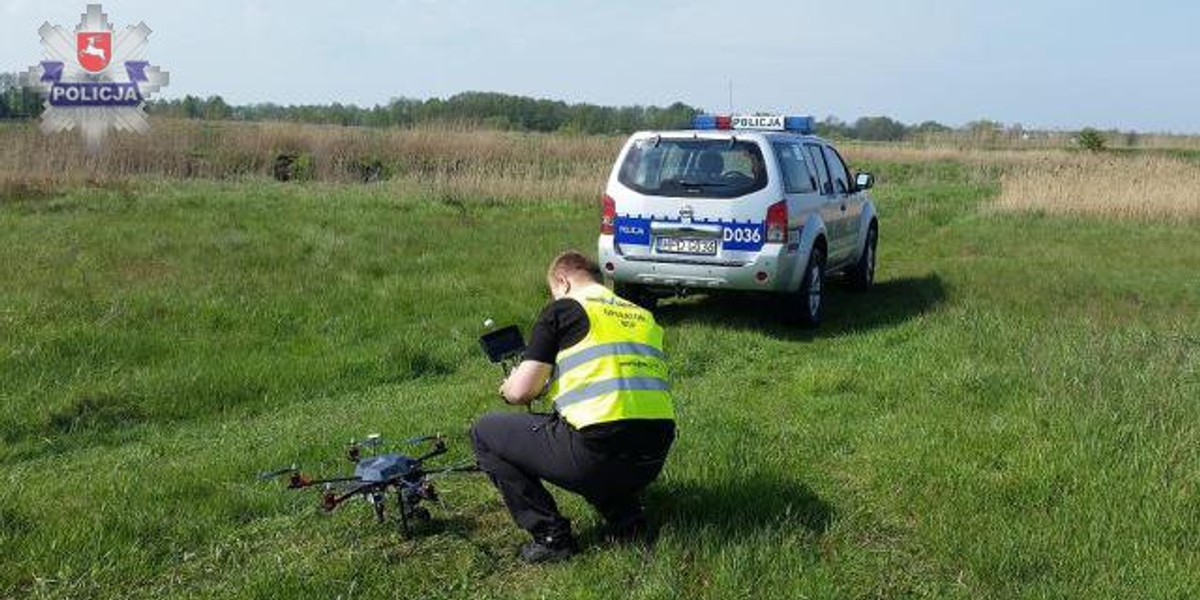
[471,250,676,563]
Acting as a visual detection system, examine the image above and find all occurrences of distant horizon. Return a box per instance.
[3,1,1198,135]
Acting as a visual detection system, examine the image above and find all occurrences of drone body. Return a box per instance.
[355,454,421,482]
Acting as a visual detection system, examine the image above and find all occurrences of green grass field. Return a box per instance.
[2,160,1198,598]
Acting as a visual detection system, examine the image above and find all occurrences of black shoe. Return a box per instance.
[604,515,652,544]
[518,533,578,564]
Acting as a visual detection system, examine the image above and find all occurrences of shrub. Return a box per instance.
[1077,128,1107,152]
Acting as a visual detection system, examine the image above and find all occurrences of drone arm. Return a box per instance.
[321,482,380,511]
[288,474,359,490]
[415,442,448,464]
[257,466,299,481]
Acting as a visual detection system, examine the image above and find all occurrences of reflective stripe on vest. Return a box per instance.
[548,284,675,428]
[552,376,671,410]
[550,342,666,385]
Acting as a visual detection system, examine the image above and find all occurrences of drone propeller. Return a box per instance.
[257,464,299,481]
[347,433,446,461]
[349,433,441,449]
[347,433,391,462]
[428,459,481,476]
[404,434,443,445]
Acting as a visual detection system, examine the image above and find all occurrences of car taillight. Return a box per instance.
[765,200,788,243]
[601,194,616,235]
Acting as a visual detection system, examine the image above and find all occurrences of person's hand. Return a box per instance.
[499,360,552,406]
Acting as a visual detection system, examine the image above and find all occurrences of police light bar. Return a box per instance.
[692,114,814,134]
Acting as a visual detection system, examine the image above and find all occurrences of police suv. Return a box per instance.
[597,114,879,326]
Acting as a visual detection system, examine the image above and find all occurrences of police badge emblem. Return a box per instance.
[22,4,170,152]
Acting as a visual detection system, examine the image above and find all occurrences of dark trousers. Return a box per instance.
[471,412,673,537]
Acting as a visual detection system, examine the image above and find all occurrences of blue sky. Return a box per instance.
[3,0,1198,132]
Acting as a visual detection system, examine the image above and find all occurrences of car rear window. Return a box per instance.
[618,138,768,198]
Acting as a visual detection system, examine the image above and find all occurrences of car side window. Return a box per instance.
[824,146,853,194]
[804,143,833,196]
[823,146,850,194]
[773,142,816,194]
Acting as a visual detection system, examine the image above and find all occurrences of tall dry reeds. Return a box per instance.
[842,143,1068,167]
[832,143,1200,222]
[995,153,1200,222]
[0,119,622,203]
[3,119,1199,221]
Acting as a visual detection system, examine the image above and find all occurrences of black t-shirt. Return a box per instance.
[526,297,675,450]
[524,298,590,365]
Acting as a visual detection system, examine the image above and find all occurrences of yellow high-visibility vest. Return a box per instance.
[548,284,675,429]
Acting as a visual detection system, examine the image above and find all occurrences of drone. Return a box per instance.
[259,434,478,535]
[259,322,525,536]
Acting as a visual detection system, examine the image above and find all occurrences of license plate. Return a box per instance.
[656,236,718,256]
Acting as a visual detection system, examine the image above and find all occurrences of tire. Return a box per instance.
[614,281,658,311]
[847,224,877,292]
[794,246,825,327]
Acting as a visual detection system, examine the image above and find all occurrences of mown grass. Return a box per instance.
[1,159,1198,599]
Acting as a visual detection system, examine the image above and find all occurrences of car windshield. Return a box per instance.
[618,138,768,198]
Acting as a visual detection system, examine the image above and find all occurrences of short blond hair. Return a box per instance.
[547,250,602,283]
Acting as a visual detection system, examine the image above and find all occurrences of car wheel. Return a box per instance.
[847,224,877,292]
[795,246,825,327]
[614,281,658,311]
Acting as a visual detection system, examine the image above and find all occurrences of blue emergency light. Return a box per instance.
[691,115,725,130]
[692,114,814,135]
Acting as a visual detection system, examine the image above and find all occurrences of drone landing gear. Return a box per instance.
[398,506,432,536]
[369,491,387,523]
[395,485,434,536]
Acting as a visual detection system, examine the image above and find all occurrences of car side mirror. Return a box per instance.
[855,172,875,191]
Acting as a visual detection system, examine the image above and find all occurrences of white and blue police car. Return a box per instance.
[597,114,878,326]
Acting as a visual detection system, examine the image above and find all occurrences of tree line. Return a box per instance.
[139,94,963,140]
[0,71,1113,142]
[0,73,44,119]
[142,92,701,135]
